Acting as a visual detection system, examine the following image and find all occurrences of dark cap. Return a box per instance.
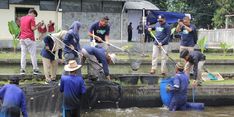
[102,16,109,20]
[180,49,189,58]
[158,14,165,19]
[9,76,20,85]
[28,9,38,17]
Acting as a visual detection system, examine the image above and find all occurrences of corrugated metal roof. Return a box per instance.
[124,1,159,10]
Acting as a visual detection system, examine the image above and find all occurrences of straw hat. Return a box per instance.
[64,60,82,71]
[109,53,117,64]
[176,62,185,69]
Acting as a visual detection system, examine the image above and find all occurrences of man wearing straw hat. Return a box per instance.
[41,30,67,84]
[167,62,189,111]
[60,60,86,117]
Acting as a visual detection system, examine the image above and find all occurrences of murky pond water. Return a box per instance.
[82,106,234,117]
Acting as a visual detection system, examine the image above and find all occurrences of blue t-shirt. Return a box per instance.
[155,22,171,45]
[83,45,109,76]
[60,75,86,109]
[40,35,62,60]
[180,24,197,47]
[63,31,81,57]
[89,21,110,43]
[0,84,28,117]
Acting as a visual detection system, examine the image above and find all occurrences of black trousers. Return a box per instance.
[128,32,132,42]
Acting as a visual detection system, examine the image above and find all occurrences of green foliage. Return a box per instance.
[197,36,208,53]
[171,27,176,35]
[8,21,20,53]
[212,0,234,28]
[219,42,232,56]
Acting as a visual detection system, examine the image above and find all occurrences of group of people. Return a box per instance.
[148,14,205,111]
[0,8,208,116]
[37,20,55,40]
[0,8,118,117]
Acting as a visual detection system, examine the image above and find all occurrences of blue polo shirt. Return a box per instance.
[0,84,28,117]
[155,22,171,45]
[41,35,62,60]
[60,75,86,110]
[63,32,81,57]
[83,46,109,76]
[180,24,197,47]
[89,21,110,43]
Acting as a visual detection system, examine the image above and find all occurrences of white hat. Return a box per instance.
[109,53,117,64]
[64,60,82,71]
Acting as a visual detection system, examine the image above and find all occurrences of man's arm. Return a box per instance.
[31,18,41,31]
[168,76,180,92]
[105,26,110,43]
[80,79,86,94]
[60,78,64,92]
[21,93,28,117]
[63,33,75,50]
[193,59,199,80]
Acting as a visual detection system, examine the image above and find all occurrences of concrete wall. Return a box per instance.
[62,12,129,42]
[0,4,62,41]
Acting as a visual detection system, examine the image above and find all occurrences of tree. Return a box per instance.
[212,0,234,28]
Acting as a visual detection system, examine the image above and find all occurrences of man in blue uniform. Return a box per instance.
[167,62,189,111]
[180,49,206,85]
[81,45,116,80]
[88,16,110,49]
[60,60,86,117]
[149,14,171,75]
[0,76,28,117]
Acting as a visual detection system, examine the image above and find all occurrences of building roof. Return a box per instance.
[124,0,159,10]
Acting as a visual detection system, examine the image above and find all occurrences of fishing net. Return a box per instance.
[165,56,177,77]
[121,44,144,71]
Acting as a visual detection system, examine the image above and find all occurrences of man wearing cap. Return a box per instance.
[180,49,206,85]
[19,9,41,75]
[149,14,171,75]
[176,16,197,52]
[88,16,110,49]
[81,45,116,80]
[60,60,86,117]
[167,62,189,111]
[41,30,67,84]
[0,76,28,117]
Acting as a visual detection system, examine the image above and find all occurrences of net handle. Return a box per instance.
[149,31,176,64]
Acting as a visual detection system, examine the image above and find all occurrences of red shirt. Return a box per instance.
[38,24,47,33]
[48,23,55,32]
[19,15,36,41]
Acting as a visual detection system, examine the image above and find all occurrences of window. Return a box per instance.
[61,0,81,12]
[82,0,102,12]
[40,0,57,11]
[9,0,40,5]
[0,0,9,9]
[103,1,123,13]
